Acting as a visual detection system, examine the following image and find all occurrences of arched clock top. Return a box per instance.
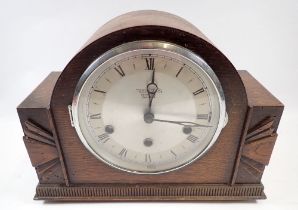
[51,10,248,110]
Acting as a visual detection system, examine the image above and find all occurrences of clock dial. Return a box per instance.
[72,41,226,174]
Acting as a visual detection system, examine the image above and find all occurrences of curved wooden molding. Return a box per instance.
[23,120,64,183]
[236,117,277,183]
[246,117,274,143]
[242,135,276,165]
[24,121,55,146]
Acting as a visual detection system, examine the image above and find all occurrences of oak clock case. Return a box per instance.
[17,10,283,201]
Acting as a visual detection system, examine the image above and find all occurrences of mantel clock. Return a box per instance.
[17,10,283,201]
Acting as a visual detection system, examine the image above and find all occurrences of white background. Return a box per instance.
[1,0,298,209]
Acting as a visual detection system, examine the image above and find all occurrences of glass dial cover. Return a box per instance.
[72,41,226,174]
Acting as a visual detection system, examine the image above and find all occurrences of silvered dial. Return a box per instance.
[72,41,226,174]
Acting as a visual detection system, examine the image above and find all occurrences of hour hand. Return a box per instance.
[147,82,158,109]
[146,68,158,112]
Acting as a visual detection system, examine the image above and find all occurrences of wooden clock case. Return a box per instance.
[17,11,283,201]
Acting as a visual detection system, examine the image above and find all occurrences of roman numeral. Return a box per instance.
[193,88,204,96]
[89,113,101,119]
[176,66,184,77]
[98,133,109,143]
[197,112,212,122]
[114,65,125,77]
[187,135,199,143]
[118,148,128,157]
[145,58,155,70]
[94,89,106,94]
[145,154,151,163]
[196,114,209,120]
[170,150,177,158]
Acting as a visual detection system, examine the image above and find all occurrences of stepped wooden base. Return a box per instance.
[35,183,266,201]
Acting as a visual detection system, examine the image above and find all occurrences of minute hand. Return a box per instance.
[153,118,212,128]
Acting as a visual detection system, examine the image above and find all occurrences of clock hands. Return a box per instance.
[143,69,210,128]
[144,68,158,124]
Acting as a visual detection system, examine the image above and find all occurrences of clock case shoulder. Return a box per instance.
[17,72,69,185]
[232,70,283,185]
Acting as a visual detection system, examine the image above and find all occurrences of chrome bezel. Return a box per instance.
[72,40,226,174]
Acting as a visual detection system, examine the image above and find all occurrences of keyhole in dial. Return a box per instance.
[144,138,153,147]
